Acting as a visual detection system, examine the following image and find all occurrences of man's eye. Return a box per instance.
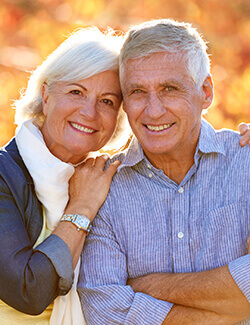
[102,99,113,106]
[131,89,143,94]
[70,90,82,95]
[165,86,176,91]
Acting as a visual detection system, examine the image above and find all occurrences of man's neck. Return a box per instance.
[145,145,197,185]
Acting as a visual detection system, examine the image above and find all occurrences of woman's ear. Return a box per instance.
[123,102,127,113]
[41,83,49,116]
[202,75,214,110]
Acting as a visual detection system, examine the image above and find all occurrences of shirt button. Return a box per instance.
[148,173,153,178]
[177,232,184,239]
[147,164,151,169]
[178,187,184,194]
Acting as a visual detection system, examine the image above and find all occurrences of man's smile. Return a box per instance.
[144,123,175,132]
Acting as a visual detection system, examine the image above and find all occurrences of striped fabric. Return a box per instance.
[78,119,250,324]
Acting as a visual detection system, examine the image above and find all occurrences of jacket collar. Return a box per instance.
[3,138,34,184]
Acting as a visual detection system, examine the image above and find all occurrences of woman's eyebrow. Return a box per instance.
[102,92,121,99]
[68,83,88,91]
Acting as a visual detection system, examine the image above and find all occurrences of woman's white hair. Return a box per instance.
[120,19,211,88]
[13,27,131,149]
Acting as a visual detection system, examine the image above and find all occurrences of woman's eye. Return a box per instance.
[102,99,113,106]
[70,89,82,95]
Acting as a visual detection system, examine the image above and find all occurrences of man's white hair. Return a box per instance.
[120,19,210,88]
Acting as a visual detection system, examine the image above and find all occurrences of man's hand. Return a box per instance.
[247,234,250,254]
[238,123,250,147]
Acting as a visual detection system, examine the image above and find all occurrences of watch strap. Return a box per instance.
[61,213,92,233]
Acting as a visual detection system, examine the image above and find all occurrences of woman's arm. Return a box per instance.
[0,151,119,314]
[53,155,120,268]
[0,173,62,314]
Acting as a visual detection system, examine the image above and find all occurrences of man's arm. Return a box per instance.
[128,263,250,318]
[162,305,245,325]
[79,212,250,325]
[77,208,172,325]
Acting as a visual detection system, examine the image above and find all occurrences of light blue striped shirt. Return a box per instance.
[78,119,250,324]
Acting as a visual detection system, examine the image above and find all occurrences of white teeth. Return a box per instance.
[70,122,95,133]
[146,123,173,132]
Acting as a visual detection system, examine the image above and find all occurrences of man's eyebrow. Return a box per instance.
[159,80,184,88]
[127,83,144,89]
[127,80,184,89]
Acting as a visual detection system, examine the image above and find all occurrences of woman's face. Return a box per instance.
[41,70,122,164]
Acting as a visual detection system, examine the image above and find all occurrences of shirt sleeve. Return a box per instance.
[78,209,173,325]
[228,254,250,303]
[0,174,74,315]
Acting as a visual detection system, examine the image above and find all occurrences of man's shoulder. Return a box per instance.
[105,147,134,174]
[215,127,240,140]
[108,150,128,165]
[214,128,249,156]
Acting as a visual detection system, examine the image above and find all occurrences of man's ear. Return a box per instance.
[202,75,214,110]
[41,83,49,116]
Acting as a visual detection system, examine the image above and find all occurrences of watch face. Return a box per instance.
[76,216,90,229]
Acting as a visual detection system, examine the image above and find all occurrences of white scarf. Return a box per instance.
[15,119,86,325]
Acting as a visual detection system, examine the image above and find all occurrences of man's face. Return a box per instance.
[121,52,213,163]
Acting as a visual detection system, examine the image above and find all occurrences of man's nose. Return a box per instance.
[145,92,166,119]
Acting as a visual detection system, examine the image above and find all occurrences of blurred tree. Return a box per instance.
[0,0,249,146]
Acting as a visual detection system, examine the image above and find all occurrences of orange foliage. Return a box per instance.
[0,0,249,146]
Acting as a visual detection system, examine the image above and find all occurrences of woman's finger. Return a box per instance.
[94,154,110,169]
[238,123,249,135]
[83,157,95,166]
[105,160,121,177]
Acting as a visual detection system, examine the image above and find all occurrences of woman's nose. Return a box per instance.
[78,99,98,120]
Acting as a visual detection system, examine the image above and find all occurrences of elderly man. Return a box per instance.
[78,19,250,324]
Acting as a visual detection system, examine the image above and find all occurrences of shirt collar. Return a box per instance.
[197,118,226,156]
[118,118,226,171]
[118,136,145,171]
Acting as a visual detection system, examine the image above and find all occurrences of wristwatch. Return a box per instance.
[60,214,92,233]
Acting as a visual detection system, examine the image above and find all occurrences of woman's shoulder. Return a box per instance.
[0,138,33,184]
[0,138,43,241]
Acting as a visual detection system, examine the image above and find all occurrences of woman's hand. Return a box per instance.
[238,123,250,147]
[65,155,120,221]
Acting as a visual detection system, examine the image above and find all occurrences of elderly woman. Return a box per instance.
[0,27,129,324]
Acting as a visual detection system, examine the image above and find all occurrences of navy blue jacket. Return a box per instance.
[0,138,73,315]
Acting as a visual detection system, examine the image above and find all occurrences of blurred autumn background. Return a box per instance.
[0,0,249,147]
